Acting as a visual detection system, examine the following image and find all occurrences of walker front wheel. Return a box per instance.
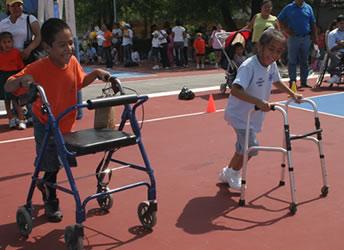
[137,201,157,229]
[64,225,84,250]
[16,206,33,237]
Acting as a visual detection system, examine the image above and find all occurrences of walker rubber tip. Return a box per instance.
[206,94,216,113]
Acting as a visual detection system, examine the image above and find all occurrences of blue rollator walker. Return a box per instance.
[238,98,329,215]
[15,77,157,249]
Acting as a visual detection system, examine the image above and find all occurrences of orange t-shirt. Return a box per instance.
[0,48,24,71]
[193,37,206,54]
[0,48,25,96]
[10,56,85,133]
[103,31,112,48]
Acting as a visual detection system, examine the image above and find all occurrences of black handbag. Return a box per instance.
[23,15,44,65]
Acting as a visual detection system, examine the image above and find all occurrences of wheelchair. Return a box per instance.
[315,51,344,87]
[15,78,157,249]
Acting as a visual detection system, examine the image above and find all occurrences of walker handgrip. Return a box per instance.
[86,95,138,109]
[254,104,276,111]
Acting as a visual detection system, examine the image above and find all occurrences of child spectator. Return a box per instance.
[86,44,97,64]
[220,29,302,190]
[0,31,26,129]
[102,23,113,69]
[5,18,110,222]
[131,47,140,64]
[231,42,247,67]
[193,32,206,69]
[151,24,161,70]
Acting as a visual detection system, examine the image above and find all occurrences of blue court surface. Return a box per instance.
[285,92,344,118]
[83,66,151,78]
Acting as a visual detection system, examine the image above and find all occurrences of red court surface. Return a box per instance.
[1,85,344,249]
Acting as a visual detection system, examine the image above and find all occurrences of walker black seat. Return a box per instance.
[64,128,137,156]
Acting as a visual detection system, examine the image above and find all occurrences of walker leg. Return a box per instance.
[239,152,249,207]
[317,140,329,197]
[279,139,287,186]
[286,151,297,215]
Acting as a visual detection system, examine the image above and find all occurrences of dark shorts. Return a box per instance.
[0,70,19,100]
[196,53,205,56]
[33,115,77,172]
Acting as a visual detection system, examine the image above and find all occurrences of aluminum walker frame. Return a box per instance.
[238,99,329,215]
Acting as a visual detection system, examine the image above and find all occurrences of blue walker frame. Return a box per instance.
[16,78,157,248]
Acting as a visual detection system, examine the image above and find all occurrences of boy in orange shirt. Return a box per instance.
[0,31,26,129]
[193,32,206,69]
[6,18,110,222]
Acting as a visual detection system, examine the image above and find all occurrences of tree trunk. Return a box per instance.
[220,0,237,31]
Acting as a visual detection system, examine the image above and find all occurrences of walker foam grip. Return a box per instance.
[254,104,275,111]
[86,95,138,109]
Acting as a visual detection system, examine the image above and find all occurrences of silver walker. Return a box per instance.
[238,98,329,214]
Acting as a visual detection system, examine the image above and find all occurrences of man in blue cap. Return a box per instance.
[278,0,318,88]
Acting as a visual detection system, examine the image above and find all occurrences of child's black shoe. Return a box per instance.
[44,198,63,222]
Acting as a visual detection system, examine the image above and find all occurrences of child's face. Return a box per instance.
[235,46,244,56]
[258,39,285,67]
[0,37,13,52]
[46,28,74,68]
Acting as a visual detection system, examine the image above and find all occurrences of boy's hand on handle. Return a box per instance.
[97,69,111,82]
[20,75,34,88]
[256,100,271,112]
[291,93,303,103]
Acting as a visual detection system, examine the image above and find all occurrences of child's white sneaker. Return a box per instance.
[18,120,26,130]
[218,167,241,190]
[201,64,205,69]
[196,64,200,69]
[9,118,17,129]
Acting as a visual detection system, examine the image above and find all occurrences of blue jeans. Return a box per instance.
[287,35,312,85]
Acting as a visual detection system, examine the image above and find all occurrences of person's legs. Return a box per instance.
[219,128,258,189]
[33,115,63,222]
[287,37,299,85]
[299,36,312,86]
[160,45,169,68]
[12,99,26,129]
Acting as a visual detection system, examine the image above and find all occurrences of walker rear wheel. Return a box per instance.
[137,201,157,229]
[16,206,33,237]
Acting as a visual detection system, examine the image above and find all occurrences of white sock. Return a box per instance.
[230,168,241,176]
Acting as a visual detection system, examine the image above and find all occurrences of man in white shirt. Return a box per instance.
[172,19,186,67]
[327,14,344,84]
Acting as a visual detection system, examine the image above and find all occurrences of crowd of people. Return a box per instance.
[0,0,343,134]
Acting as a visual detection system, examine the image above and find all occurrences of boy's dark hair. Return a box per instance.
[337,14,344,23]
[41,18,71,46]
[0,31,13,42]
[259,28,286,47]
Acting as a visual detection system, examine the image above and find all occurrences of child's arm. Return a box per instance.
[5,75,34,93]
[231,84,271,111]
[273,81,303,101]
[82,69,111,87]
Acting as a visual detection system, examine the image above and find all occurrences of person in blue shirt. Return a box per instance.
[278,0,318,88]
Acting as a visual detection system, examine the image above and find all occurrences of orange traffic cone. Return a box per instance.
[206,94,216,113]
